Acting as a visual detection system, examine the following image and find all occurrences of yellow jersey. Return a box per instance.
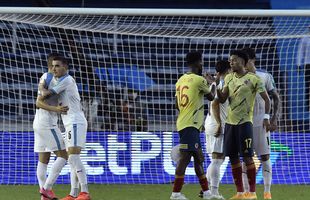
[175,72,211,131]
[224,72,265,125]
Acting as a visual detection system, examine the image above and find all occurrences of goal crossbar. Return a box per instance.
[0,7,308,17]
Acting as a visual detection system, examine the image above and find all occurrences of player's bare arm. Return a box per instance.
[36,95,69,114]
[211,99,222,137]
[269,89,281,131]
[205,83,216,101]
[259,90,271,131]
[217,86,228,103]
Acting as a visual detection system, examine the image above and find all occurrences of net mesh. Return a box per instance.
[0,12,309,184]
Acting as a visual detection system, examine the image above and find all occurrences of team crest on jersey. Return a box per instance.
[244,79,250,85]
[195,143,199,149]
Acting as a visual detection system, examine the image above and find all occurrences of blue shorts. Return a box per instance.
[224,122,254,158]
[178,127,201,152]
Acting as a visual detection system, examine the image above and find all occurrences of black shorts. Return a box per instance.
[178,127,201,152]
[224,122,254,158]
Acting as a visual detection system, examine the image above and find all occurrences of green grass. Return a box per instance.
[0,184,309,200]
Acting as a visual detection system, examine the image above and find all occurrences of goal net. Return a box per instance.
[0,8,309,185]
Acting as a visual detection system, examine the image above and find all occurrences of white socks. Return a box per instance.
[37,162,47,189]
[43,157,67,190]
[262,160,272,193]
[242,159,272,193]
[69,154,88,193]
[208,159,224,195]
[70,167,79,197]
[242,162,250,192]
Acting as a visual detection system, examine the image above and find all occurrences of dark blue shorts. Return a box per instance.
[224,122,254,158]
[178,127,201,152]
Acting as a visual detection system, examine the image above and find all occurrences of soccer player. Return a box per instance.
[242,47,280,199]
[170,51,216,200]
[41,55,91,200]
[34,53,69,200]
[204,60,231,199]
[217,50,271,199]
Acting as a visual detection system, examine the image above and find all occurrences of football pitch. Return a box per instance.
[0,184,309,200]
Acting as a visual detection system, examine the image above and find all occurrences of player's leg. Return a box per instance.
[34,128,51,190]
[207,131,225,198]
[224,124,244,199]
[205,133,214,185]
[193,148,217,199]
[43,149,67,190]
[254,126,272,199]
[242,161,250,194]
[208,152,224,197]
[240,122,257,199]
[171,127,196,200]
[37,152,51,189]
[61,160,80,200]
[40,128,67,199]
[43,128,68,191]
[243,125,263,195]
[69,167,79,198]
[66,124,90,200]
[171,151,192,200]
[261,154,272,199]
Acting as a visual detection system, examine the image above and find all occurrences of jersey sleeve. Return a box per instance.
[198,76,210,94]
[265,73,276,92]
[39,73,47,85]
[37,73,48,96]
[51,77,70,94]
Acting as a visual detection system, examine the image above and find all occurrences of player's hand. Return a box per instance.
[204,73,215,85]
[55,105,69,114]
[269,117,278,132]
[215,72,221,85]
[263,119,271,132]
[214,124,221,137]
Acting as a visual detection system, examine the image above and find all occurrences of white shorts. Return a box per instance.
[34,127,66,153]
[204,114,218,135]
[64,123,87,149]
[253,126,271,156]
[205,115,225,154]
[206,134,224,154]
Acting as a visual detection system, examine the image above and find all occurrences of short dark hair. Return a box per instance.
[242,47,256,60]
[186,51,202,65]
[230,50,249,65]
[53,55,69,66]
[47,52,62,60]
[215,60,230,74]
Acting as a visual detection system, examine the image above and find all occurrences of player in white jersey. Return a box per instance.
[242,48,280,200]
[41,55,91,200]
[202,60,230,199]
[34,53,69,200]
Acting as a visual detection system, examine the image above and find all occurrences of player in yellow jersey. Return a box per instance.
[170,52,216,200]
[217,50,271,200]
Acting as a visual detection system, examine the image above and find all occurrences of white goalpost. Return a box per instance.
[0,8,309,185]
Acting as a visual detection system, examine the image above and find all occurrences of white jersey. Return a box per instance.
[205,79,228,133]
[33,72,59,129]
[50,74,87,127]
[253,70,276,127]
[205,79,228,154]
